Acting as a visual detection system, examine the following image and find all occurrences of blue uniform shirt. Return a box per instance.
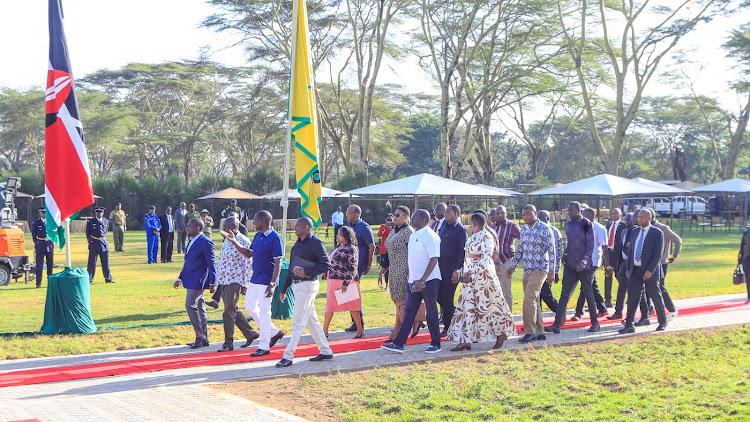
[32,218,54,252]
[86,218,109,252]
[249,228,284,285]
[144,213,162,236]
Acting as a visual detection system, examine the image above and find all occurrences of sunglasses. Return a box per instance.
[394,214,405,218]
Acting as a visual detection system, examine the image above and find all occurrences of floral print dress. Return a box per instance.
[447,230,516,343]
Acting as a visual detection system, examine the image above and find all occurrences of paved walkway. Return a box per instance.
[2,294,749,422]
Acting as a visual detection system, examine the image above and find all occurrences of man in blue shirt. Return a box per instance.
[86,207,114,284]
[437,204,466,336]
[243,210,286,356]
[144,205,162,264]
[346,204,375,331]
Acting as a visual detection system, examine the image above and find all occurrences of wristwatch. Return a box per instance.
[581,260,588,266]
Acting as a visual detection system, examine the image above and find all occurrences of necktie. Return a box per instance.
[608,221,616,248]
[635,229,645,262]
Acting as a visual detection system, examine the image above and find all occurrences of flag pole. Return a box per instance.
[64,218,71,268]
[282,0,301,247]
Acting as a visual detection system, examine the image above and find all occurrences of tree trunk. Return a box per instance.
[722,93,750,180]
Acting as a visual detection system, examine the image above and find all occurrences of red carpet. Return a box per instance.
[1,299,748,389]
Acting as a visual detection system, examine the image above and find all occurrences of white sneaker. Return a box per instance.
[668,309,679,321]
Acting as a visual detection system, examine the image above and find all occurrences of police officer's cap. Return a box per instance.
[38,206,46,211]
[95,206,105,212]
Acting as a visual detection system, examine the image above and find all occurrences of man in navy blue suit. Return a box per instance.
[619,209,667,334]
[175,218,218,349]
[86,207,114,284]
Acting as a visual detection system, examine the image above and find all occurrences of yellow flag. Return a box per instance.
[289,0,322,227]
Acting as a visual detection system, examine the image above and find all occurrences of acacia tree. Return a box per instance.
[556,0,730,174]
[0,88,44,172]
[721,22,750,179]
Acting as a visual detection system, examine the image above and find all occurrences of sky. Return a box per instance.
[0,1,746,112]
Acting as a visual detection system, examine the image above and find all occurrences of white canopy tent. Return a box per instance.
[477,184,523,196]
[630,177,689,194]
[263,186,357,199]
[341,173,510,209]
[693,178,750,226]
[528,174,687,197]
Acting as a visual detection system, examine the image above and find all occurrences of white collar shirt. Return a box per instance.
[407,225,441,283]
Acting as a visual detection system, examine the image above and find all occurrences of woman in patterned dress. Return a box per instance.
[323,226,363,338]
[447,212,515,351]
[379,205,418,342]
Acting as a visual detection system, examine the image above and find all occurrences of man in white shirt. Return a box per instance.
[571,207,610,320]
[331,205,344,245]
[382,209,442,354]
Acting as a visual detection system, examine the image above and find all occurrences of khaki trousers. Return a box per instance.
[522,270,547,336]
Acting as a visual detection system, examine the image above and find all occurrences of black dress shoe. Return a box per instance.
[205,300,219,309]
[309,354,333,362]
[536,334,546,341]
[106,280,115,283]
[269,331,285,348]
[618,325,635,334]
[217,345,233,352]
[241,333,260,348]
[276,358,293,367]
[655,323,667,331]
[606,313,622,320]
[344,323,358,332]
[440,329,448,337]
[544,325,560,334]
[518,334,537,343]
[251,349,270,357]
[587,324,601,333]
[190,340,209,349]
[604,301,613,308]
[635,318,651,326]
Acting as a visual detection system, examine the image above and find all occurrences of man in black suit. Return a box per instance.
[608,211,635,320]
[604,208,626,308]
[619,209,667,334]
[159,206,175,263]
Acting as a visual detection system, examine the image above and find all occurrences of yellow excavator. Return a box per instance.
[0,177,33,286]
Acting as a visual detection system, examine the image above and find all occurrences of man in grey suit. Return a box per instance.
[175,202,188,254]
[651,212,681,320]
[619,209,667,334]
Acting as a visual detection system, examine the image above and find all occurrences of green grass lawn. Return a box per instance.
[252,325,750,421]
[0,224,747,359]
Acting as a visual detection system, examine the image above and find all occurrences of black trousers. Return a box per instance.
[614,261,629,314]
[604,249,620,302]
[437,271,459,331]
[741,258,750,300]
[554,266,597,327]
[659,264,676,312]
[539,281,558,313]
[35,246,53,284]
[87,249,112,282]
[625,266,666,325]
[574,270,607,315]
[160,232,174,262]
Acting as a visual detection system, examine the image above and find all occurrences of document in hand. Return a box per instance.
[335,285,360,305]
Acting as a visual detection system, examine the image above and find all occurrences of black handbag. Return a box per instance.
[733,264,746,285]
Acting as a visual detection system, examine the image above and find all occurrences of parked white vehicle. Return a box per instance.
[622,197,672,217]
[671,196,707,217]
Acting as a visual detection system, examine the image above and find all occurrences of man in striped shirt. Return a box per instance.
[494,205,521,311]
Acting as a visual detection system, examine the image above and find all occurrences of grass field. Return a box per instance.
[1,223,747,359]
[219,325,750,421]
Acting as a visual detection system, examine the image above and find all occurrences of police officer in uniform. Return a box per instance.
[221,199,242,220]
[87,207,114,284]
[32,206,54,288]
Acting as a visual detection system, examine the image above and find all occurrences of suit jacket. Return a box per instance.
[178,234,217,290]
[652,221,681,264]
[174,208,187,231]
[159,213,175,237]
[86,218,109,252]
[627,226,663,280]
[606,220,627,265]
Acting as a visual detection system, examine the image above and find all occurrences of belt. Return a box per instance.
[36,237,49,241]
[91,236,105,240]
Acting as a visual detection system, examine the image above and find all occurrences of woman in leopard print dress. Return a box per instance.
[379,205,414,342]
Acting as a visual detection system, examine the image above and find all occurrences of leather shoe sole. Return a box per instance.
[275,359,293,367]
[655,323,667,331]
[251,349,270,357]
[190,340,209,349]
[587,325,601,333]
[217,346,233,352]
[635,319,651,327]
[606,313,623,320]
[544,326,560,334]
[618,326,635,334]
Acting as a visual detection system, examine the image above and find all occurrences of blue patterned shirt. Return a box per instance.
[511,220,556,274]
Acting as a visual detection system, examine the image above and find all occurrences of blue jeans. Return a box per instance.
[393,278,441,348]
